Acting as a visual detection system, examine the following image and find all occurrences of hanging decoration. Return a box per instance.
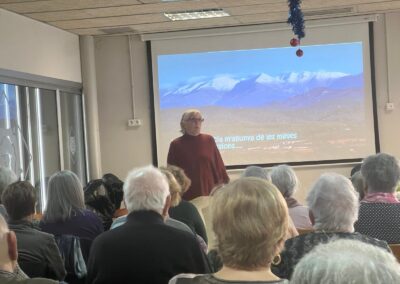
[287,0,305,57]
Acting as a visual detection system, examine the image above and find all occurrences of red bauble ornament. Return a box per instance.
[290,38,299,47]
[296,49,304,57]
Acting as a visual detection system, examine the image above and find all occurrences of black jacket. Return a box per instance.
[87,210,210,284]
[8,220,66,281]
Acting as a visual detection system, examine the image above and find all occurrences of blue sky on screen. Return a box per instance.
[158,42,363,89]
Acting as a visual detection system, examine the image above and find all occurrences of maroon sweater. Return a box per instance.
[167,133,229,200]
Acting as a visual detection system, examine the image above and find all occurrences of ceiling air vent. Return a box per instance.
[99,27,136,34]
[303,7,354,17]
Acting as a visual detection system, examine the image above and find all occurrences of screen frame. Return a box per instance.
[147,18,380,169]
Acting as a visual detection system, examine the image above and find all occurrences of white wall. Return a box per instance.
[93,12,400,202]
[0,8,81,83]
[95,35,153,177]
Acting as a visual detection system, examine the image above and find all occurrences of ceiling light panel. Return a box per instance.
[164,9,230,21]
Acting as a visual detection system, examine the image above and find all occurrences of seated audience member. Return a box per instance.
[2,181,65,280]
[167,165,208,244]
[206,172,297,272]
[243,165,298,238]
[273,173,390,280]
[170,177,289,284]
[0,215,65,284]
[40,170,103,241]
[110,168,207,253]
[291,239,400,284]
[354,153,400,243]
[86,165,209,284]
[271,165,312,229]
[0,166,18,219]
[84,179,115,230]
[101,173,124,216]
[350,164,362,177]
[241,165,271,181]
[351,171,367,201]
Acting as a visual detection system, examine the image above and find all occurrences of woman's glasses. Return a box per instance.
[186,118,204,123]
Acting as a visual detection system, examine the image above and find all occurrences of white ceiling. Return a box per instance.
[1,0,400,35]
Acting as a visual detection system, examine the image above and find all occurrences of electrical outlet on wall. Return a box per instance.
[128,118,142,127]
[385,102,395,111]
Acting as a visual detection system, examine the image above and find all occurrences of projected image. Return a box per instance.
[157,42,373,166]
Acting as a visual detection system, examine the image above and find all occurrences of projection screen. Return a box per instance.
[149,17,378,167]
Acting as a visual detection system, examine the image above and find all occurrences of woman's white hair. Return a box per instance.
[241,166,271,181]
[270,165,298,197]
[361,153,400,193]
[123,165,169,214]
[180,109,201,134]
[306,173,359,232]
[291,239,400,284]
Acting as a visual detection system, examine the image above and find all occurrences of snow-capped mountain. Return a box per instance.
[159,72,364,109]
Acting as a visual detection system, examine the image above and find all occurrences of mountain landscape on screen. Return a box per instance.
[159,71,363,109]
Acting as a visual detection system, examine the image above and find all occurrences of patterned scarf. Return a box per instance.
[362,192,400,204]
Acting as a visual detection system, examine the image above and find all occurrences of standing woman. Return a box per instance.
[167,109,229,200]
[40,170,103,241]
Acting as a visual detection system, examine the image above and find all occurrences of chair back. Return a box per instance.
[389,244,400,262]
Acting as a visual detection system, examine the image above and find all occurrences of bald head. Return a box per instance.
[0,215,8,236]
[0,214,17,271]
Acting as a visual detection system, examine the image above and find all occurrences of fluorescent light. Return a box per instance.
[35,88,47,212]
[164,9,230,21]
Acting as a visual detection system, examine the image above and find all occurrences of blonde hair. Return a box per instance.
[160,167,182,207]
[166,165,191,194]
[180,109,201,134]
[211,177,288,270]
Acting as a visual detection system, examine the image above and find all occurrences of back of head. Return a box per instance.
[0,214,9,266]
[0,167,17,202]
[351,171,367,201]
[2,181,36,221]
[361,153,400,193]
[159,167,182,207]
[123,165,169,214]
[166,165,191,194]
[0,214,7,234]
[211,177,288,270]
[241,166,271,181]
[102,173,124,209]
[291,239,400,284]
[270,165,298,197]
[0,214,9,259]
[44,170,85,223]
[350,164,362,177]
[84,179,115,221]
[306,173,359,232]
[0,215,17,271]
